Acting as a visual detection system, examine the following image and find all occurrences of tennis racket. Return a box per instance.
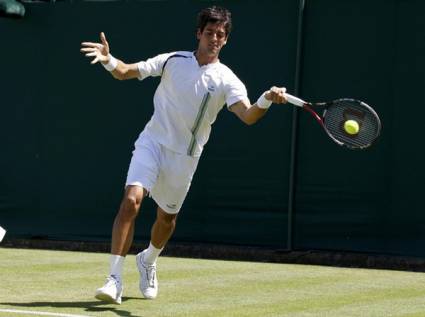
[286,94,381,149]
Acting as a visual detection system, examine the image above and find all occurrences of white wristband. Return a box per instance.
[256,92,272,109]
[102,54,118,72]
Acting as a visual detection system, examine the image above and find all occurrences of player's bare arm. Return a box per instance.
[229,86,287,125]
[81,32,140,80]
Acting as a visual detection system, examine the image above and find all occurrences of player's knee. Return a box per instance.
[157,212,177,230]
[120,195,142,218]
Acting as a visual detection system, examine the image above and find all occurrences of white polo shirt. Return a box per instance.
[136,51,248,157]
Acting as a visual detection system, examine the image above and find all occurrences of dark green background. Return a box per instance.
[1,0,424,257]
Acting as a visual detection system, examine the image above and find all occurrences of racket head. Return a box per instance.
[321,99,381,149]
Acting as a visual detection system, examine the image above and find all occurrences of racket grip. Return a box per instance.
[285,94,306,107]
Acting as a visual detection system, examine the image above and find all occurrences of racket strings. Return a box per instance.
[323,100,381,149]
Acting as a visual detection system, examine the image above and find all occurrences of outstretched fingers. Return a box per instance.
[100,32,110,54]
[100,32,108,46]
[80,47,97,53]
[85,52,98,57]
[81,42,102,48]
[90,56,100,65]
[81,32,110,65]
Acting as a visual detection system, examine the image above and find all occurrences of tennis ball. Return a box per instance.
[344,120,359,135]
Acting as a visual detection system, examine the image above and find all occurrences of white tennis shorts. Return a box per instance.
[126,132,200,214]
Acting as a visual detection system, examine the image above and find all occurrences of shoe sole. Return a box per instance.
[95,291,122,304]
[136,252,157,299]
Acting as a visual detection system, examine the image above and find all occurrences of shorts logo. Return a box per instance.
[166,203,177,209]
[207,85,215,92]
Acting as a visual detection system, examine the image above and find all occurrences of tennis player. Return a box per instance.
[81,6,287,303]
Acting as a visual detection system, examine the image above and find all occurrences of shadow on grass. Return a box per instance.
[1,297,143,317]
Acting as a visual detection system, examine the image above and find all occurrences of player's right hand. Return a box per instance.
[265,86,288,104]
[80,32,110,65]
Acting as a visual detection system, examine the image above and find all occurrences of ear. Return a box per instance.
[196,29,201,40]
[223,36,228,46]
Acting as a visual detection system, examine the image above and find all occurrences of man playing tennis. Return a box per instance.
[81,6,287,303]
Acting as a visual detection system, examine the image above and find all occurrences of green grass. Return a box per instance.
[1,248,425,317]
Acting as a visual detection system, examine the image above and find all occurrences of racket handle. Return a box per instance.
[285,93,306,107]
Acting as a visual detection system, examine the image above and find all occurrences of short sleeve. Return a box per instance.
[223,71,249,107]
[137,52,175,81]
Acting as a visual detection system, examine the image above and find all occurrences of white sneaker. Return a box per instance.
[95,276,123,304]
[136,251,158,299]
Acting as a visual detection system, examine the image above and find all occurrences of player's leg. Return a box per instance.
[136,145,200,299]
[151,206,178,249]
[111,185,146,256]
[95,185,146,304]
[136,207,177,299]
[95,133,161,304]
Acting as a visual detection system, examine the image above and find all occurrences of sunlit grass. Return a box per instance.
[1,248,425,317]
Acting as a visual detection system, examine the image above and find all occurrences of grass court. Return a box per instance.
[1,248,425,317]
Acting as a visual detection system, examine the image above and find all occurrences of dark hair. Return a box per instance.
[197,6,232,36]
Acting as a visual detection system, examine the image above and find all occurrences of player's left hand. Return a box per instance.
[265,86,287,104]
[80,32,110,65]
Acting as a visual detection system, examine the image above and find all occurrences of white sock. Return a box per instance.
[110,254,125,281]
[142,242,163,265]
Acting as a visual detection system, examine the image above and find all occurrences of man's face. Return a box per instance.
[197,22,228,57]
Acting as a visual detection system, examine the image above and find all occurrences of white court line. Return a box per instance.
[0,308,92,317]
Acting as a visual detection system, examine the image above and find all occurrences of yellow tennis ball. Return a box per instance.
[344,120,360,135]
